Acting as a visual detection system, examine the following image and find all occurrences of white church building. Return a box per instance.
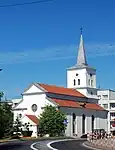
[12,32,108,137]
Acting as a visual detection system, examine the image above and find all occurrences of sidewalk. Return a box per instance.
[85,138,115,150]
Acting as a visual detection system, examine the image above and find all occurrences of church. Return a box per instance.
[12,31,108,137]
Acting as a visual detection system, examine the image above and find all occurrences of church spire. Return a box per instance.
[77,28,87,67]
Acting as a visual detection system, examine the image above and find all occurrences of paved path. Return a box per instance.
[49,140,91,150]
[0,140,37,150]
[0,139,91,150]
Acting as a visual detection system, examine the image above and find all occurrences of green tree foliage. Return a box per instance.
[39,105,67,137]
[0,91,4,101]
[0,102,13,138]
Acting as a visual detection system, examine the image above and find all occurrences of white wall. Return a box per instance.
[13,84,56,138]
[77,88,98,99]
[67,68,96,89]
[67,68,87,89]
[110,90,115,100]
[60,107,108,137]
[21,115,38,137]
[67,67,97,98]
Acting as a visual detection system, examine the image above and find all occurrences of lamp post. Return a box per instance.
[0,68,3,103]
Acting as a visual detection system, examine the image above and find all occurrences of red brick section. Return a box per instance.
[52,98,105,111]
[26,115,39,124]
[38,83,85,98]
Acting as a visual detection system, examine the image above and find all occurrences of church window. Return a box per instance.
[103,104,108,109]
[88,79,90,86]
[31,104,37,112]
[19,113,22,118]
[78,79,80,85]
[82,114,85,134]
[90,74,92,77]
[73,79,76,86]
[91,115,95,132]
[76,73,78,76]
[91,80,93,86]
[73,113,76,134]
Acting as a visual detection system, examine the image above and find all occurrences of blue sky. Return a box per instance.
[0,0,115,99]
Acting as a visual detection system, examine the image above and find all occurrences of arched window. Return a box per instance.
[78,79,80,85]
[91,80,93,86]
[88,79,90,86]
[90,73,92,77]
[92,115,95,132]
[82,114,85,134]
[91,91,93,95]
[73,79,76,86]
[73,113,76,134]
[19,113,22,118]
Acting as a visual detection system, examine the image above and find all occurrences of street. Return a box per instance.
[0,139,92,150]
[0,140,36,150]
[50,140,90,150]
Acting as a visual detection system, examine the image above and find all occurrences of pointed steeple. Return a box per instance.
[77,28,87,67]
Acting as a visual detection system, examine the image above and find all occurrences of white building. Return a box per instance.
[12,31,108,137]
[98,89,115,134]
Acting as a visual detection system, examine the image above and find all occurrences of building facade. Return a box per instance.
[98,89,115,134]
[12,31,108,137]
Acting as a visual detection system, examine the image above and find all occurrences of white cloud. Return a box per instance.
[0,43,115,64]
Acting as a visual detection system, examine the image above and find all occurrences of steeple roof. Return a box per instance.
[67,29,96,70]
[77,31,87,67]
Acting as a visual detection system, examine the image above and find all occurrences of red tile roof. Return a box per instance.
[52,98,105,111]
[38,83,85,98]
[26,115,39,124]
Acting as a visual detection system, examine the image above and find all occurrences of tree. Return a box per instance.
[39,105,67,137]
[0,102,13,138]
[0,91,4,102]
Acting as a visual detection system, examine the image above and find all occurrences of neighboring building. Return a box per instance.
[12,31,108,137]
[12,98,22,108]
[98,89,115,134]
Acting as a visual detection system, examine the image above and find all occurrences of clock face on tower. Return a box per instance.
[31,104,37,112]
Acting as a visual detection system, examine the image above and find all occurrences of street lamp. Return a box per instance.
[0,68,3,102]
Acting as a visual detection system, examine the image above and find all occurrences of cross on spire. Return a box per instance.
[80,27,83,34]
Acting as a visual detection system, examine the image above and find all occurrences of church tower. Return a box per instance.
[67,29,97,99]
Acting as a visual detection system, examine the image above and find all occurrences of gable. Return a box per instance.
[21,115,38,125]
[23,84,44,94]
